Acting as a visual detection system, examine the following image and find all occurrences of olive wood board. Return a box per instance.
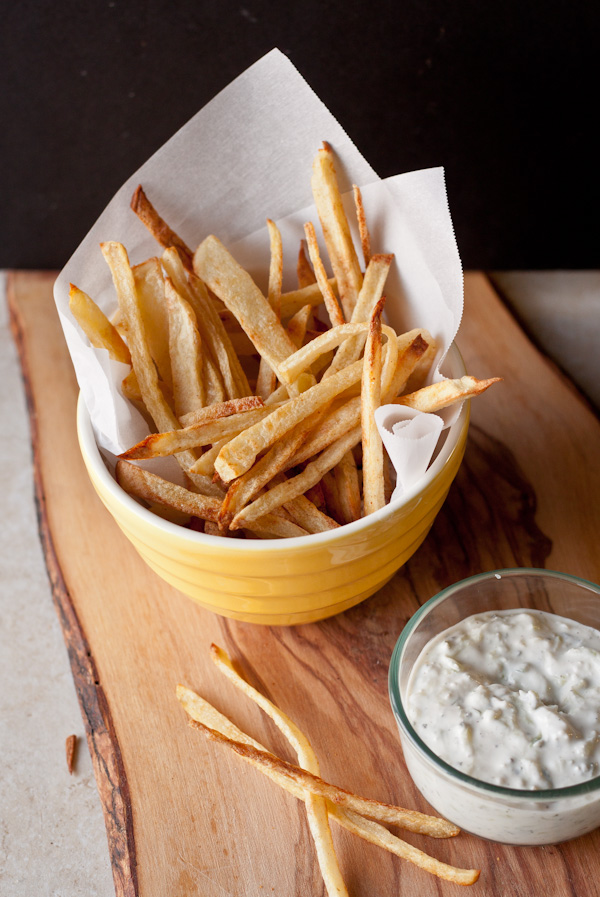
[8,269,600,897]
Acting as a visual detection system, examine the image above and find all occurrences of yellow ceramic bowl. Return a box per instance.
[77,344,469,625]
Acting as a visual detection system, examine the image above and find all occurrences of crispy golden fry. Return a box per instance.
[304,221,345,327]
[180,707,478,886]
[361,298,385,515]
[395,375,502,412]
[215,360,365,483]
[119,404,275,460]
[179,661,477,888]
[322,253,393,380]
[286,304,312,349]
[165,279,205,416]
[329,807,478,886]
[130,184,194,270]
[208,646,347,897]
[256,219,284,399]
[280,278,336,319]
[163,248,242,402]
[353,184,371,267]
[194,235,297,381]
[117,461,306,538]
[132,257,172,388]
[281,492,339,533]
[177,677,459,840]
[117,459,221,521]
[179,396,265,428]
[195,720,466,843]
[69,284,131,365]
[297,240,317,288]
[188,440,227,477]
[100,242,205,472]
[279,322,366,384]
[383,330,431,401]
[266,218,283,313]
[218,411,323,529]
[287,397,362,467]
[121,368,142,402]
[231,425,362,526]
[311,142,363,319]
[333,451,361,524]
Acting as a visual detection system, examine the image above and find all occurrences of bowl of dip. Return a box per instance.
[388,568,600,845]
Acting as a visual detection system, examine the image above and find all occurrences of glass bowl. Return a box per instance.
[388,568,600,845]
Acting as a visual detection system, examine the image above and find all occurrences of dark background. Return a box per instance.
[1,0,596,270]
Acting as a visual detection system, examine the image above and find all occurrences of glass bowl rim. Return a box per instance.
[388,567,600,801]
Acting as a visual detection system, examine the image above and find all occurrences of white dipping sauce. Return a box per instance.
[407,609,600,790]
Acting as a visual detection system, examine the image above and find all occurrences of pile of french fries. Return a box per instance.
[70,142,499,538]
[178,645,480,891]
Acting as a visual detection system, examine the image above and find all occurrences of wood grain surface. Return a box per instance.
[8,270,600,897]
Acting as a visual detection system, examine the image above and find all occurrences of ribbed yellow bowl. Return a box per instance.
[77,344,469,625]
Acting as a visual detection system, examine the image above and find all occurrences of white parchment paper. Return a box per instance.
[53,49,464,490]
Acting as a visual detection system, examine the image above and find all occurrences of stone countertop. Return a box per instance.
[1,270,598,897]
[0,273,114,897]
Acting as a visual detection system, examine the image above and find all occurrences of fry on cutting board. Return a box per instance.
[176,644,480,888]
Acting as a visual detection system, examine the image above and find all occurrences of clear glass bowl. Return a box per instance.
[388,568,600,845]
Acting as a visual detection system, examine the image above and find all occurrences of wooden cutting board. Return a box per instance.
[8,270,600,897]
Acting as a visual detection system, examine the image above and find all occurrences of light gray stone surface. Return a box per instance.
[0,275,114,897]
[491,271,600,412]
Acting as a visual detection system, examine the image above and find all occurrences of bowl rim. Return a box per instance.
[77,342,469,551]
[388,567,600,801]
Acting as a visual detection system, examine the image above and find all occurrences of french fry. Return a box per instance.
[285,304,312,349]
[218,411,324,529]
[132,258,172,389]
[281,492,339,533]
[215,361,366,483]
[329,807,479,886]
[322,253,394,381]
[179,396,265,428]
[194,235,297,381]
[361,298,385,515]
[208,646,347,897]
[280,278,336,319]
[304,221,345,327]
[333,451,362,524]
[165,279,205,416]
[130,184,194,270]
[383,330,432,401]
[119,404,277,460]
[231,425,362,527]
[311,142,363,319]
[178,669,459,840]
[184,716,479,885]
[395,376,502,412]
[100,242,204,472]
[287,397,362,467]
[353,184,371,267]
[69,284,131,365]
[162,247,245,401]
[117,460,221,522]
[297,240,316,288]
[256,219,284,399]
[117,461,307,538]
[179,655,479,888]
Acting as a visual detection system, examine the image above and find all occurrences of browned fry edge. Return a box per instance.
[7,273,138,897]
[66,734,77,774]
[130,184,194,271]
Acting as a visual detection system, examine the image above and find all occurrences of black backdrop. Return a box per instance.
[1,0,596,269]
